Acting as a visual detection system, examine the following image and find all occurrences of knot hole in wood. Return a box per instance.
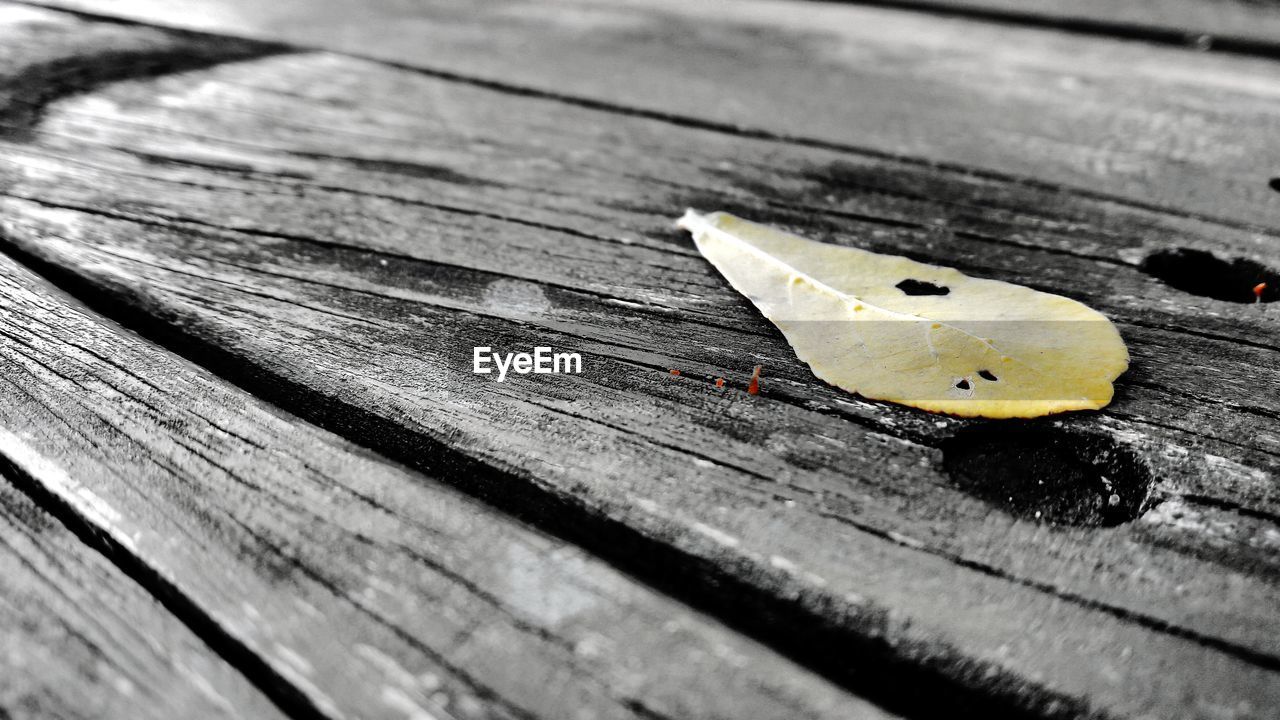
[1141,248,1278,303]
[941,426,1153,527]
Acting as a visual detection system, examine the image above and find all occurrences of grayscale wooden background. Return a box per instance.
[0,1,1277,718]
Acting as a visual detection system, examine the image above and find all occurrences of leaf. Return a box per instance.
[677,210,1128,418]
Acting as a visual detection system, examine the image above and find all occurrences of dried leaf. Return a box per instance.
[677,210,1128,418]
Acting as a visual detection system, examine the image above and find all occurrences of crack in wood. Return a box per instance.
[3,7,1279,719]
[4,209,1279,720]
[0,447,329,720]
[794,0,1280,59]
[8,0,1280,236]
[0,233,1110,720]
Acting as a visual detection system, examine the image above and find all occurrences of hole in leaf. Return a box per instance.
[954,379,971,390]
[978,370,998,382]
[1140,248,1278,303]
[941,426,1152,527]
[896,279,950,296]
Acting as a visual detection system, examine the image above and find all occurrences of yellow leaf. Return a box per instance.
[677,210,1128,418]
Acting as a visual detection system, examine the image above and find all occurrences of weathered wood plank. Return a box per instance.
[822,0,1280,50]
[0,250,890,719]
[19,0,1280,229]
[0,14,897,718]
[1,37,1277,719]
[0,2,280,136]
[0,468,287,720]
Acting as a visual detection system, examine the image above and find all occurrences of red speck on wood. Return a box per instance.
[1255,282,1268,301]
[670,369,681,376]
[748,365,762,395]
[715,378,725,388]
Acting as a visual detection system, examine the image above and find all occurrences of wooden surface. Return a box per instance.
[0,233,887,720]
[815,0,1280,51]
[28,0,1280,50]
[0,2,1277,719]
[0,473,286,720]
[19,0,1280,227]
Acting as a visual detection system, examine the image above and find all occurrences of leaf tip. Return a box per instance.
[675,208,707,233]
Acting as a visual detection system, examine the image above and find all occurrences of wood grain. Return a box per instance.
[0,251,890,720]
[0,468,286,720]
[19,0,1280,229]
[0,2,280,140]
[1,28,1277,718]
[812,0,1280,50]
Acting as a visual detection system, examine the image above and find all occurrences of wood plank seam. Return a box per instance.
[793,0,1280,59]
[0,468,289,720]
[0,8,1274,712]
[6,52,1277,314]
[0,256,906,720]
[0,447,325,720]
[4,185,1277,469]
[5,43,1274,527]
[2,185,1277,669]
[6,209,1279,714]
[12,0,1279,236]
[1,142,1274,359]
[0,233,1100,720]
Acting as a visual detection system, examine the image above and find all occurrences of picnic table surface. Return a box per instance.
[1,1,1278,718]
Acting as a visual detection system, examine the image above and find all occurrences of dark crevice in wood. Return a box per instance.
[0,449,328,720]
[798,0,1280,60]
[941,426,1151,527]
[218,527,543,720]
[1179,494,1280,528]
[620,698,679,720]
[513,393,781,483]
[122,147,317,180]
[1119,318,1280,355]
[720,190,1134,269]
[1141,248,1279,304]
[9,130,698,259]
[1122,377,1280,425]
[305,57,1280,238]
[273,149,507,189]
[0,231,1107,720]
[649,166,1141,259]
[818,502,1280,672]
[11,0,1280,239]
[393,545,580,655]
[1106,409,1280,463]
[0,433,540,720]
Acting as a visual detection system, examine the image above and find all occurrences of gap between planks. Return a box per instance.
[0,7,1274,717]
[793,0,1280,59]
[0,255,897,720]
[9,0,1280,238]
